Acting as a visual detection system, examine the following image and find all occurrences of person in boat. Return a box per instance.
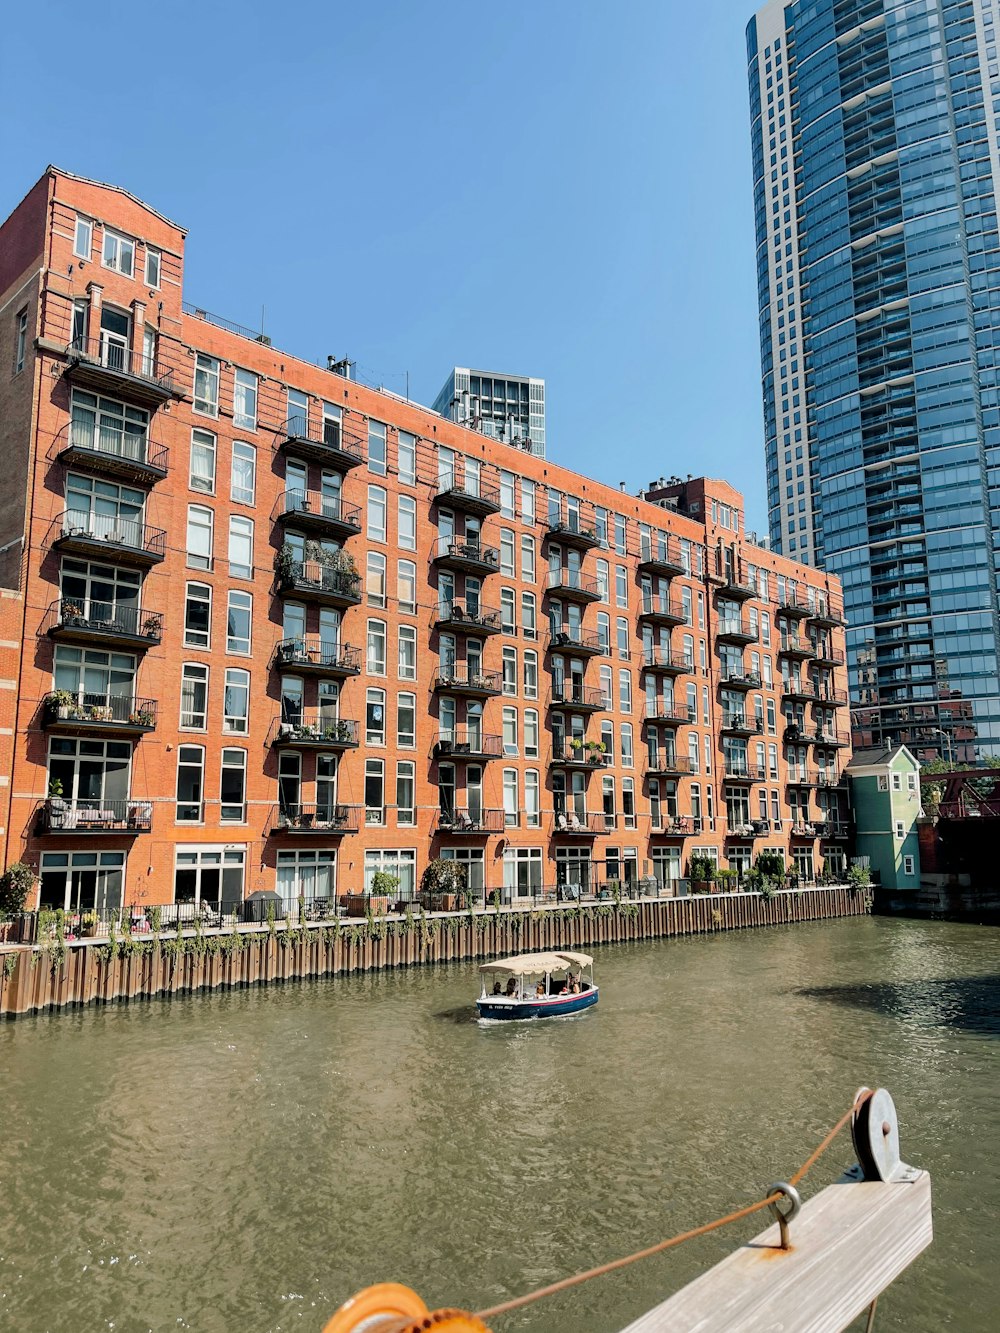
[492,981,502,996]
[568,974,580,994]
[505,977,517,997]
[535,981,546,997]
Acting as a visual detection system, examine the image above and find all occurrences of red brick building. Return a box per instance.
[0,167,851,915]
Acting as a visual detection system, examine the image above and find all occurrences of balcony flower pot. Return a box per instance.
[345,894,368,918]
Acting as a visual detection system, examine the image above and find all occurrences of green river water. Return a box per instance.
[1,915,997,1332]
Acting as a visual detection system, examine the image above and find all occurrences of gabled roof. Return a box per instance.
[47,165,186,234]
[846,743,918,771]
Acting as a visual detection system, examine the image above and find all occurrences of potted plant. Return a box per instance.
[420,857,466,912]
[370,870,399,916]
[0,861,35,918]
[688,855,716,894]
[142,614,161,638]
[81,910,98,938]
[62,601,86,626]
[274,543,297,586]
[569,737,584,753]
[716,868,739,893]
[50,689,75,720]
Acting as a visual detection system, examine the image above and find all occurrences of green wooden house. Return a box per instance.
[846,745,921,891]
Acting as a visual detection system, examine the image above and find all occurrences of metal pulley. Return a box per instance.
[323,1282,490,1333]
[851,1086,911,1182]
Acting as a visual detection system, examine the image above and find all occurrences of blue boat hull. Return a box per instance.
[477,987,599,1020]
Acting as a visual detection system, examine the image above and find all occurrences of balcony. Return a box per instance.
[723,762,766,783]
[268,804,361,836]
[777,636,816,661]
[777,595,813,620]
[715,619,757,646]
[272,638,362,678]
[51,511,166,567]
[818,821,850,839]
[790,822,819,839]
[276,560,362,609]
[434,474,502,518]
[810,605,846,630]
[550,684,606,714]
[642,648,692,675]
[638,594,687,628]
[55,418,169,486]
[645,756,693,778]
[716,571,757,601]
[434,808,505,835]
[812,643,846,667]
[550,741,610,770]
[35,798,152,835]
[268,715,360,750]
[638,546,686,578]
[551,811,604,836]
[725,820,771,839]
[546,569,601,603]
[433,731,502,762]
[720,669,762,692]
[720,712,762,737]
[814,728,850,749]
[62,336,175,408]
[786,769,819,788]
[781,679,818,704]
[434,599,502,636]
[43,693,157,736]
[545,518,600,552]
[280,415,365,470]
[433,538,500,577]
[273,490,363,542]
[433,668,502,698]
[43,599,162,651]
[547,628,605,658]
[643,703,691,727]
[651,817,699,837]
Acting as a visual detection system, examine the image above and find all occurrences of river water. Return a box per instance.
[1,916,997,1332]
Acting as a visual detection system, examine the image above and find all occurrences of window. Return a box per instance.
[521,534,536,582]
[175,746,205,822]
[366,687,386,744]
[186,505,214,570]
[367,619,387,674]
[184,583,212,648]
[397,692,416,748]
[621,723,634,767]
[398,431,416,486]
[102,229,135,276]
[623,778,636,829]
[503,769,519,827]
[193,353,219,416]
[500,470,515,518]
[500,529,515,576]
[14,309,27,374]
[596,559,610,602]
[525,770,540,828]
[619,670,632,713]
[397,761,416,826]
[226,590,252,655]
[616,565,628,608]
[189,429,216,493]
[503,706,518,756]
[228,515,254,579]
[368,420,387,475]
[287,388,309,437]
[398,495,416,551]
[74,215,92,259]
[223,668,250,734]
[891,773,902,791]
[364,848,416,897]
[895,820,905,840]
[181,663,208,729]
[877,775,888,792]
[521,591,537,639]
[502,645,517,695]
[365,759,385,825]
[524,650,538,699]
[521,478,535,524]
[501,588,516,634]
[368,485,387,541]
[616,617,629,659]
[398,625,417,679]
[144,246,161,288]
[397,559,417,614]
[903,855,915,876]
[220,748,246,822]
[525,708,539,759]
[233,369,258,431]
[367,552,387,607]
[231,442,256,504]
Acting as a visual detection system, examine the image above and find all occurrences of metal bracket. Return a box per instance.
[767,1180,802,1249]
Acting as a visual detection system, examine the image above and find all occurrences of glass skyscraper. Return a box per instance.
[432,367,545,457]
[747,0,1000,759]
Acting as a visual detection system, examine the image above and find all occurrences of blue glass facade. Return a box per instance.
[748,0,1000,757]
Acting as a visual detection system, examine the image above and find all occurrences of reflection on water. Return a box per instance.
[0,917,997,1332]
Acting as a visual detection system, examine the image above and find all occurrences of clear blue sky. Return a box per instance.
[0,0,765,529]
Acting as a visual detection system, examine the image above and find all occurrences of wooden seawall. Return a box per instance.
[0,886,870,1020]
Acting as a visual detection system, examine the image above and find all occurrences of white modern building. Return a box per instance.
[432,367,545,457]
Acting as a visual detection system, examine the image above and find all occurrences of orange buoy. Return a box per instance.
[323,1282,490,1332]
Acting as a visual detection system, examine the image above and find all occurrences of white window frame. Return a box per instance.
[189,429,216,494]
[102,228,135,277]
[233,368,258,431]
[193,352,220,417]
[226,589,252,655]
[74,215,93,259]
[231,441,256,505]
[186,504,214,571]
[144,246,161,289]
[184,581,212,649]
[223,667,250,734]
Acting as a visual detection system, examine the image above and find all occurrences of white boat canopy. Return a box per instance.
[479,951,593,976]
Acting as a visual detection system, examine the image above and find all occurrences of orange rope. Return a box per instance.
[474,1100,861,1322]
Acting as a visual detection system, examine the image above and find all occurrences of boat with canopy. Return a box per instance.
[476,950,598,1020]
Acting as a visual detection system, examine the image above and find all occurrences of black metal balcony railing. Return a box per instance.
[638,594,687,624]
[720,670,762,690]
[434,600,503,633]
[43,599,163,647]
[815,729,851,748]
[547,628,605,655]
[638,544,686,577]
[777,596,813,619]
[64,335,175,405]
[281,414,365,469]
[269,804,361,835]
[643,703,692,725]
[645,756,694,777]
[52,511,167,563]
[716,618,757,643]
[434,472,502,515]
[274,489,363,537]
[642,648,693,673]
[809,605,847,629]
[777,636,816,658]
[721,712,763,735]
[550,684,606,711]
[269,715,360,748]
[652,816,699,836]
[434,538,500,572]
[723,762,767,782]
[546,570,601,600]
[56,417,169,482]
[276,561,362,605]
[433,668,503,696]
[545,518,600,549]
[550,741,610,768]
[434,808,505,835]
[43,692,157,732]
[432,731,503,760]
[551,811,604,835]
[812,644,846,666]
[272,638,362,676]
[36,798,153,834]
